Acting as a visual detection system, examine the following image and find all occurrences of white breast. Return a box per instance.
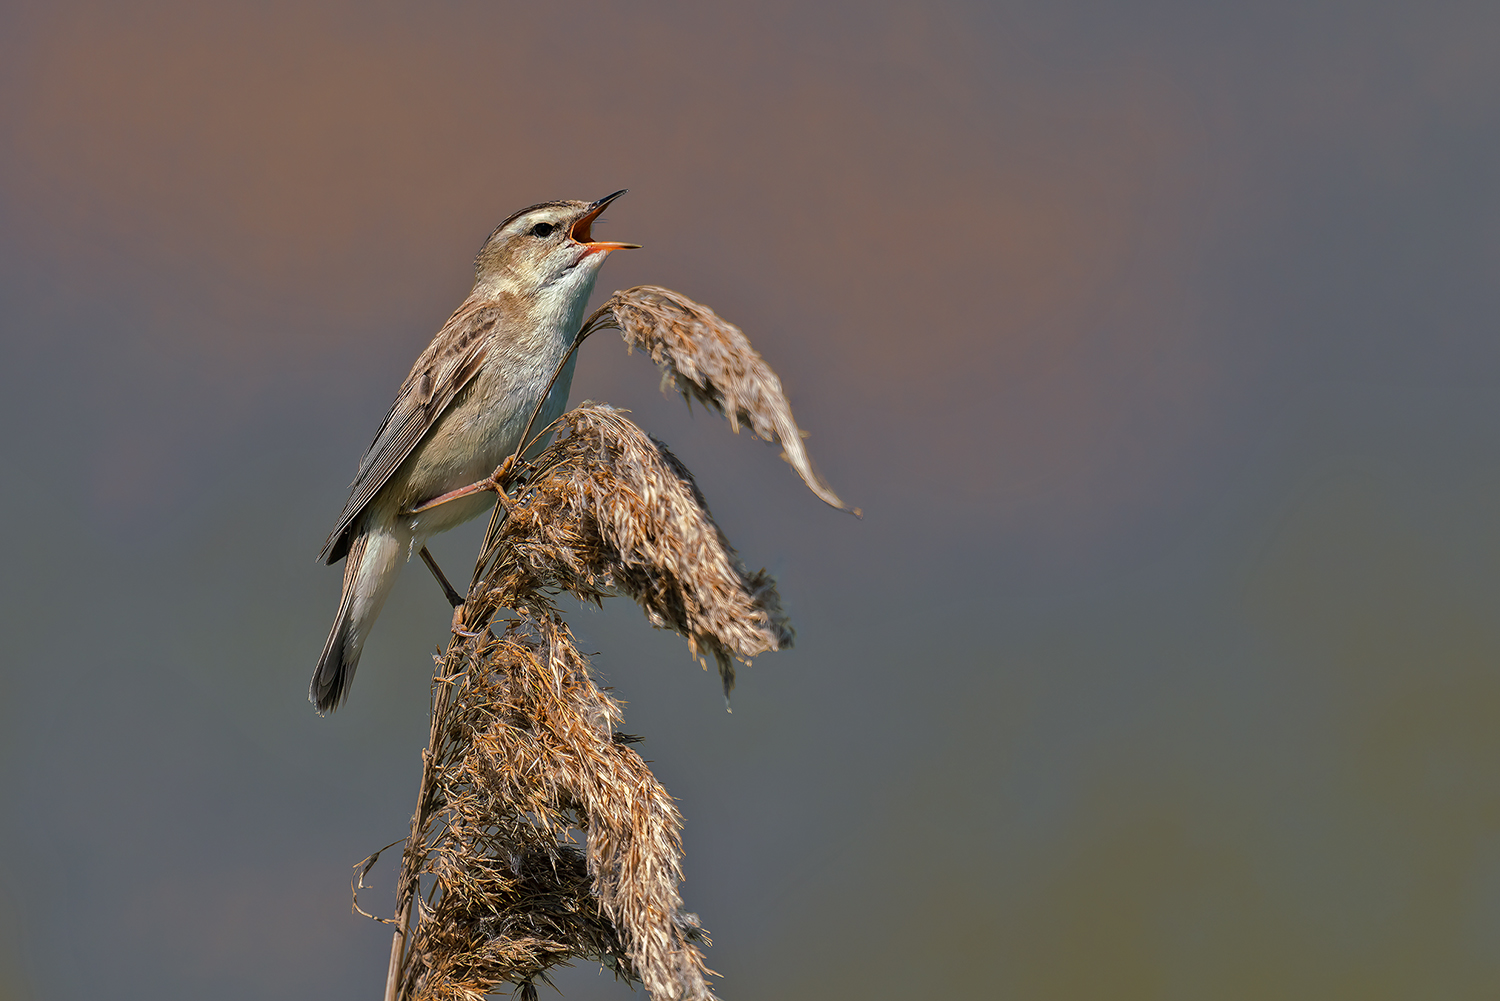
[396,262,602,539]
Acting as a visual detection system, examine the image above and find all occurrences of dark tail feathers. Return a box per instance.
[311,603,359,714]
[311,532,368,714]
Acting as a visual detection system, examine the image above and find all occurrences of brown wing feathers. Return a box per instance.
[319,303,499,564]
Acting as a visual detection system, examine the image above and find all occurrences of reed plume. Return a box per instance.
[499,285,856,517]
[484,403,792,698]
[367,287,849,1001]
[374,608,715,1001]
[582,285,854,514]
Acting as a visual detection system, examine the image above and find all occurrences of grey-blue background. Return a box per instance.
[2,2,1498,997]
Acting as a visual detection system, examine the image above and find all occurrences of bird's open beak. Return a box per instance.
[571,189,641,253]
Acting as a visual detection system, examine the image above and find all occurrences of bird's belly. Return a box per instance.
[388,351,578,540]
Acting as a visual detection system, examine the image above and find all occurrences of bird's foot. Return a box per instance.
[451,605,491,639]
[489,456,519,512]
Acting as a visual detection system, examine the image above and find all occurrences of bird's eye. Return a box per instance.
[530,222,556,238]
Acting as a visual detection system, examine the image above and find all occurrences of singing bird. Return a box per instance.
[312,191,638,712]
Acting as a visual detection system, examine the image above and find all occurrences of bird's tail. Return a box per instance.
[311,529,404,713]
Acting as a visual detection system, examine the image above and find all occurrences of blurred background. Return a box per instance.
[1,1,1498,997]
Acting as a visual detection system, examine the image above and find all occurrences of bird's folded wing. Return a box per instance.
[319,302,500,564]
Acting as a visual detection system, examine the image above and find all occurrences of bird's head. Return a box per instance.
[473,190,639,300]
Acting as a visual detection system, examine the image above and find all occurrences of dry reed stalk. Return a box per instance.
[369,285,848,1001]
[378,405,800,1000]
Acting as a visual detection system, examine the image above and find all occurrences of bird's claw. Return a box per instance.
[490,457,519,512]
[452,605,484,637]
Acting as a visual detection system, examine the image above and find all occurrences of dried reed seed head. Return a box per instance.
[594,285,855,515]
[492,404,792,698]
[387,281,856,1001]
[401,614,718,1001]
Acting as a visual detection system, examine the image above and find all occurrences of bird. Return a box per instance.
[311,191,639,713]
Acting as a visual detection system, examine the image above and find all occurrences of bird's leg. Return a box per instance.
[404,480,495,516]
[403,457,521,518]
[418,546,464,609]
[488,455,519,513]
[419,546,476,634]
[409,459,526,634]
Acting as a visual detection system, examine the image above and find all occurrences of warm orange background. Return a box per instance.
[2,2,1499,998]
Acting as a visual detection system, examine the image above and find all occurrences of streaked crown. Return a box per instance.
[473,190,638,297]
